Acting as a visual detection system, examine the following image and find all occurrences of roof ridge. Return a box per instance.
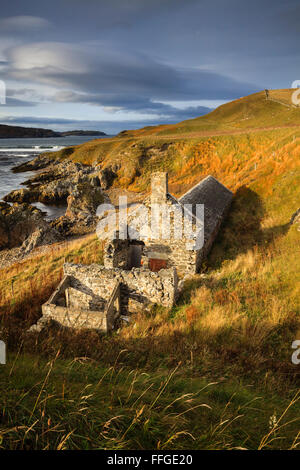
[179,175,233,202]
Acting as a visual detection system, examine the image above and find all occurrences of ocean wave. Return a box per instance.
[0,145,65,153]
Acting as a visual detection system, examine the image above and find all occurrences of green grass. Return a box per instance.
[0,353,299,450]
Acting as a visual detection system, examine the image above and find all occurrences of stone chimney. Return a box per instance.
[151,172,168,205]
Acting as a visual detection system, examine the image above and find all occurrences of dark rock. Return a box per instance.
[0,202,61,251]
[12,155,52,173]
[4,188,38,203]
[99,167,117,189]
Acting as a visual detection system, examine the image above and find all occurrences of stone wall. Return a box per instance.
[42,304,109,331]
[64,263,178,314]
[41,275,120,332]
[142,239,197,275]
[66,286,106,311]
[105,282,121,330]
[103,238,131,269]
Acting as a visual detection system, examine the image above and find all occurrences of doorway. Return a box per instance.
[129,244,143,268]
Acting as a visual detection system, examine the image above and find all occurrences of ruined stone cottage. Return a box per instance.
[35,172,232,333]
[103,172,233,275]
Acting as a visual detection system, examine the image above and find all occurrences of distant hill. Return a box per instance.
[0,124,60,138]
[0,123,107,138]
[156,88,300,136]
[60,130,107,137]
[115,89,300,138]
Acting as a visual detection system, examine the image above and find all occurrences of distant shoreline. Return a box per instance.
[0,123,107,139]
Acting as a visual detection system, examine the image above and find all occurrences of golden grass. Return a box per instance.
[1,124,299,381]
[0,234,104,334]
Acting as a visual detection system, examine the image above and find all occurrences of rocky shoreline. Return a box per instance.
[0,151,146,266]
[0,154,109,258]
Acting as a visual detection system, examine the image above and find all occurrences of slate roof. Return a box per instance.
[178,175,233,245]
[179,175,233,217]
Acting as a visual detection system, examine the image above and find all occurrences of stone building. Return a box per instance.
[103,172,233,276]
[35,172,232,333]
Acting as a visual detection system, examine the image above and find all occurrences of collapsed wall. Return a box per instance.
[41,275,121,332]
[38,260,178,333]
[63,263,178,314]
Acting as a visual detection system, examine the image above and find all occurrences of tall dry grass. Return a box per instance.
[0,353,299,450]
[0,234,104,343]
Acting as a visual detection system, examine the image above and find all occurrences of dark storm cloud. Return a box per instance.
[0,15,51,32]
[53,90,212,117]
[0,0,299,128]
[3,41,257,107]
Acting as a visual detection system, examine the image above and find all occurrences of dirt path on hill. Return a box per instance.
[100,123,300,143]
[154,123,300,140]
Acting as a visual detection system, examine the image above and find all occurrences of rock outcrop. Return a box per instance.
[52,180,107,236]
[3,188,38,204]
[4,154,111,238]
[12,155,54,173]
[98,166,117,190]
[6,158,95,205]
[7,156,105,207]
[21,226,62,254]
[0,202,61,251]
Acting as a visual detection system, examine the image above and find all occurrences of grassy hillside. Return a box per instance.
[157,89,300,136]
[44,89,300,195]
[0,89,299,449]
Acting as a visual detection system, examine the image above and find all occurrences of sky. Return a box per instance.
[0,0,299,134]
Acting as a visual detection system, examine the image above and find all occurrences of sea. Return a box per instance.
[0,136,111,220]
